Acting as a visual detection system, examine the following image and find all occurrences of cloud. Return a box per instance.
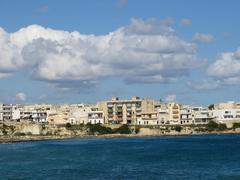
[192,33,213,43]
[0,73,11,78]
[0,19,201,91]
[207,48,240,85]
[15,92,27,101]
[188,48,240,92]
[165,94,176,102]
[187,80,221,91]
[180,18,191,26]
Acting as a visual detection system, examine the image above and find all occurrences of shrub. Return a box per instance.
[14,132,26,136]
[206,121,227,131]
[174,125,182,132]
[135,126,141,134]
[206,121,218,131]
[65,123,72,129]
[86,123,113,135]
[208,104,214,110]
[217,124,227,131]
[232,123,240,130]
[115,124,131,134]
[26,132,32,136]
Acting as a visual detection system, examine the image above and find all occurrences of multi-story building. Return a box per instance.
[48,111,69,125]
[212,109,240,127]
[88,107,104,124]
[154,103,170,124]
[32,108,48,123]
[167,103,181,124]
[137,112,158,125]
[214,101,240,110]
[180,106,194,125]
[98,97,154,124]
[192,107,213,124]
[0,104,3,121]
[69,104,93,124]
[2,104,20,121]
[213,109,240,121]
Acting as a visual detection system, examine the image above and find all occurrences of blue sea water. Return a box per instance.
[1,135,240,179]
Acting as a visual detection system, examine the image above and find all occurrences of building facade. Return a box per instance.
[98,97,155,124]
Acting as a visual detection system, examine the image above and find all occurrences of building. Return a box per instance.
[98,97,155,125]
[2,104,20,121]
[32,108,48,123]
[192,107,213,124]
[137,112,158,125]
[88,107,104,124]
[214,101,240,110]
[212,109,240,127]
[48,111,69,125]
[167,103,181,124]
[69,104,93,124]
[0,104,3,121]
[180,106,194,125]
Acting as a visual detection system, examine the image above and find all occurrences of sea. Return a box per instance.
[1,135,240,179]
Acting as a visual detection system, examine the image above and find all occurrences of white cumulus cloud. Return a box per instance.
[0,19,201,91]
[207,48,240,85]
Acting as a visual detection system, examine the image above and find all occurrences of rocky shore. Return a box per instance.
[1,130,240,144]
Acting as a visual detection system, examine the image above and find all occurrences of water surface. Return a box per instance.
[1,135,240,179]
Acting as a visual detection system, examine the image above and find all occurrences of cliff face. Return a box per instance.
[137,127,193,136]
[16,123,42,135]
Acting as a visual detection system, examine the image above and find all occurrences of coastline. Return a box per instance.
[1,130,240,144]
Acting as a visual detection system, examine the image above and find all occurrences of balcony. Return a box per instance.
[172,111,179,114]
[172,106,179,110]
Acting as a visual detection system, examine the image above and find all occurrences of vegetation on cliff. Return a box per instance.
[206,121,227,131]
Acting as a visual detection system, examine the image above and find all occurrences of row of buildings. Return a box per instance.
[1,97,240,127]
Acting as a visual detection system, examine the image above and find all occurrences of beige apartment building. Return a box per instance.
[98,96,154,124]
[48,111,69,125]
[167,103,181,124]
[214,101,240,110]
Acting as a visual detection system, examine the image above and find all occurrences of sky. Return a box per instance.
[0,0,240,106]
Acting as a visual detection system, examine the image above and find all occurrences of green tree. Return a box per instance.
[232,123,240,130]
[86,123,113,135]
[217,123,227,131]
[206,121,218,131]
[65,123,72,129]
[208,104,214,110]
[115,124,131,134]
[174,125,182,132]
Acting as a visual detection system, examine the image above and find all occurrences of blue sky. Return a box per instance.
[0,0,240,105]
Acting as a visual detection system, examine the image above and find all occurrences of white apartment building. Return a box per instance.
[180,106,194,125]
[212,109,240,127]
[88,108,104,124]
[137,112,159,125]
[213,109,240,121]
[32,109,49,123]
[192,107,213,124]
[2,104,20,121]
[69,104,93,124]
